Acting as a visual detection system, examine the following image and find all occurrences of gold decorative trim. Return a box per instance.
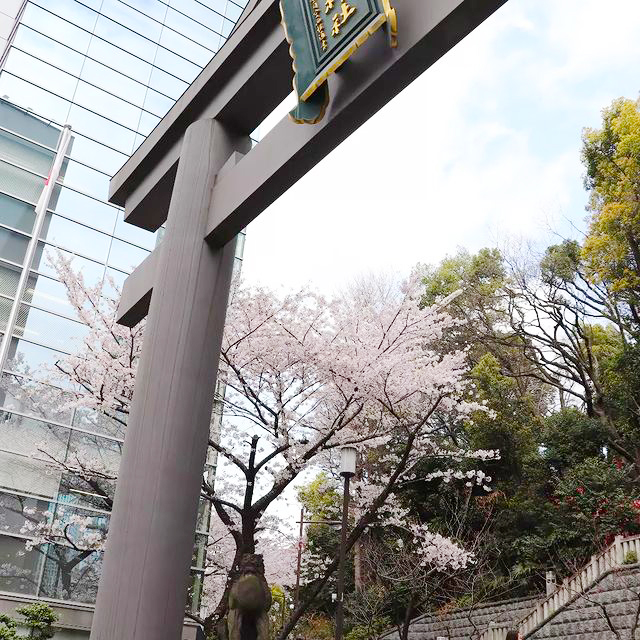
[280,0,397,122]
[381,0,397,48]
[300,13,386,101]
[280,0,329,124]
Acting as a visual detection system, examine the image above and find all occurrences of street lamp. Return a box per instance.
[335,445,357,640]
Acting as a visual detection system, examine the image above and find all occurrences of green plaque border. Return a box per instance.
[280,0,397,123]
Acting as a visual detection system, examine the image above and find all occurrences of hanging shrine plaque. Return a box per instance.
[280,0,397,123]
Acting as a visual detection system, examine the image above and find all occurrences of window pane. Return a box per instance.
[166,6,222,41]
[122,0,167,22]
[225,1,243,21]
[0,534,42,595]
[0,450,60,498]
[0,193,36,234]
[80,58,147,110]
[36,0,99,32]
[65,132,128,176]
[3,48,79,102]
[0,127,54,176]
[100,0,162,41]
[59,159,110,202]
[50,186,118,235]
[13,25,85,77]
[21,4,92,52]
[0,297,13,332]
[40,214,112,262]
[0,159,44,204]
[67,430,122,478]
[94,15,157,63]
[7,336,69,373]
[65,104,136,155]
[131,133,145,154]
[221,18,234,37]
[0,227,29,265]
[102,267,126,299]
[59,471,114,511]
[179,0,228,22]
[15,304,89,353]
[0,74,71,125]
[0,371,74,425]
[148,66,187,100]
[141,87,173,119]
[33,243,105,288]
[113,210,156,250]
[0,262,20,298]
[0,98,60,150]
[0,492,50,536]
[154,46,201,85]
[107,237,148,272]
[0,410,70,461]
[72,406,126,440]
[38,543,103,602]
[136,110,159,137]
[24,271,77,319]
[85,36,152,87]
[158,28,211,68]
[72,81,142,131]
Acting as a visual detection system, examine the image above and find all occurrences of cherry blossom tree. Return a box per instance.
[11,254,499,636]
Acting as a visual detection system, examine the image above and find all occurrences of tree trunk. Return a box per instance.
[204,514,259,637]
[354,538,363,592]
[205,545,244,638]
[400,593,417,640]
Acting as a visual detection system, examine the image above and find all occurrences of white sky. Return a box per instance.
[241,0,640,294]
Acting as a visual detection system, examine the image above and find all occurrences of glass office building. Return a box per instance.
[0,0,246,606]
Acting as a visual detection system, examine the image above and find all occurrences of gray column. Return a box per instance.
[90,119,250,640]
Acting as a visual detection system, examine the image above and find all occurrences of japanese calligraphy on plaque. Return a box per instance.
[280,0,397,124]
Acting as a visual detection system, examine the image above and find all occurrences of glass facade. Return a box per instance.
[0,0,246,606]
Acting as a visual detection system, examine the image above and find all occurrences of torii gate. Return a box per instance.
[88,1,506,638]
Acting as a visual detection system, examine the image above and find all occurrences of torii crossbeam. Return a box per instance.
[88,1,507,638]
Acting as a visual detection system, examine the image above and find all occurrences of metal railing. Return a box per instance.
[480,622,512,640]
[479,534,640,640]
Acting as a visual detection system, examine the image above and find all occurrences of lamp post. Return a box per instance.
[335,445,357,640]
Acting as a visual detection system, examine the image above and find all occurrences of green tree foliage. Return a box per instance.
[553,457,640,552]
[412,230,640,594]
[541,409,609,475]
[295,474,348,619]
[0,615,17,640]
[297,98,640,621]
[582,97,640,314]
[0,605,57,640]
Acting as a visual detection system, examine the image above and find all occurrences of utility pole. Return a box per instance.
[294,507,305,608]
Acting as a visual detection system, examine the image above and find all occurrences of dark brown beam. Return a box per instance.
[205,0,508,246]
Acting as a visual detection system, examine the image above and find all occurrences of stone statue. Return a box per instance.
[227,554,272,640]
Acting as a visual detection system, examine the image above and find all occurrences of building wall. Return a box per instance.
[0,0,247,608]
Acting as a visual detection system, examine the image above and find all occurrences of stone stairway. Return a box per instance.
[479,533,640,640]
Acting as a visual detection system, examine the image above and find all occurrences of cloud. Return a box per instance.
[242,0,640,294]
